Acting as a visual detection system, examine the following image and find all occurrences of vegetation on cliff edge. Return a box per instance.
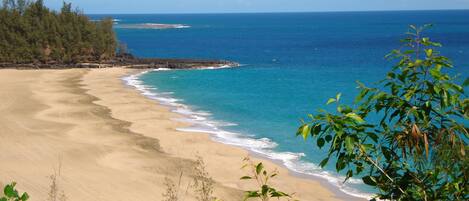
[0,0,116,64]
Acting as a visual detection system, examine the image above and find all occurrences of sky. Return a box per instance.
[44,0,469,14]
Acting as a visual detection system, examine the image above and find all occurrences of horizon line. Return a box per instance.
[84,8,469,15]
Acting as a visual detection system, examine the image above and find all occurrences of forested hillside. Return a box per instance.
[0,0,116,64]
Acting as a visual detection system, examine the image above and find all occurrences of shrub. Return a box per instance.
[297,25,468,200]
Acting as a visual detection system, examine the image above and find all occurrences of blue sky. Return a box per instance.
[44,0,469,14]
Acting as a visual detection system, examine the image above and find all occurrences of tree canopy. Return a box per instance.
[298,25,468,200]
[0,0,116,64]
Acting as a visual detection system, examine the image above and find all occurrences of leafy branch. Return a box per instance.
[298,25,468,200]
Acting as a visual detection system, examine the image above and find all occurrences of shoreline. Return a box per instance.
[0,68,363,201]
[85,67,348,201]
[123,68,369,200]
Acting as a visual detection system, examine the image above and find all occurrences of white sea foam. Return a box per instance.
[154,67,172,71]
[91,18,121,24]
[116,23,191,30]
[196,64,237,70]
[122,69,373,200]
[142,23,190,29]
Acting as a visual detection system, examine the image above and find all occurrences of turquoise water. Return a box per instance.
[94,11,469,198]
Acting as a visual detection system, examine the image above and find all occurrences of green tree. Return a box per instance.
[297,25,468,200]
[0,0,117,64]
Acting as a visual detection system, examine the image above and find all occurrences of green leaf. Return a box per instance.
[20,193,29,201]
[449,83,463,93]
[404,90,414,101]
[325,135,332,142]
[387,72,396,79]
[336,159,346,171]
[345,136,354,154]
[382,147,392,161]
[317,138,325,148]
[301,124,311,140]
[244,191,260,200]
[346,170,353,180]
[441,90,449,107]
[362,176,377,186]
[261,185,269,195]
[433,85,441,94]
[367,132,379,142]
[425,49,433,57]
[319,157,329,167]
[255,163,264,175]
[336,93,342,102]
[4,183,17,198]
[326,98,336,105]
[414,59,423,66]
[430,65,442,79]
[240,176,252,180]
[355,88,370,103]
[311,124,321,136]
[422,37,429,44]
[270,191,289,197]
[345,113,365,123]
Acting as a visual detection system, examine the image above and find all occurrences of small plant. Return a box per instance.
[162,174,182,201]
[240,157,296,201]
[192,156,216,201]
[1,182,29,201]
[162,156,217,201]
[47,162,66,201]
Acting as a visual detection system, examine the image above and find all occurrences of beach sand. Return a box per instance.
[0,68,356,201]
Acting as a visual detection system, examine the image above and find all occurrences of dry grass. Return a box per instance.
[162,156,218,201]
[192,156,216,201]
[47,161,66,201]
[162,172,190,201]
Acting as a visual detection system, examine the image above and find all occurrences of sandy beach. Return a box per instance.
[0,68,355,201]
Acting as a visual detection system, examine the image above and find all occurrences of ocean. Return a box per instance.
[91,11,469,199]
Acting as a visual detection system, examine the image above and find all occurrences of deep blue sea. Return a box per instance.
[92,11,469,199]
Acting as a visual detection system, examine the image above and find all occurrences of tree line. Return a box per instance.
[0,0,117,64]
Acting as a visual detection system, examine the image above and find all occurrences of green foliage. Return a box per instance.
[1,182,29,201]
[298,25,468,200]
[241,157,296,201]
[0,0,116,64]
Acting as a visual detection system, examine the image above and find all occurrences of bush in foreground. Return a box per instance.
[298,25,468,200]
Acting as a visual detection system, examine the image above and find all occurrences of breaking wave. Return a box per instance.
[122,69,373,200]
